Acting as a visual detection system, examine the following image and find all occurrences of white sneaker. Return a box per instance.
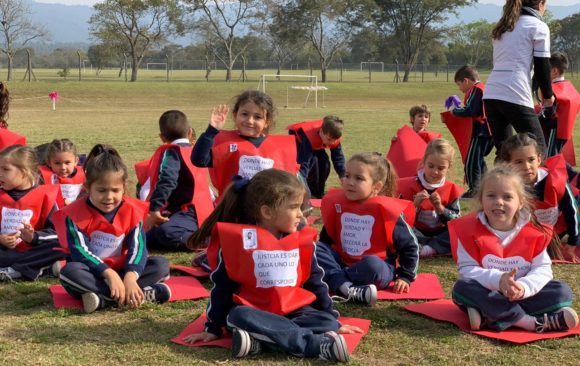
[81,292,102,314]
[420,245,437,257]
[467,307,482,330]
[0,267,22,282]
[346,284,377,306]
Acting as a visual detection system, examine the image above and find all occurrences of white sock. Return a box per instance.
[420,245,437,257]
[513,314,536,331]
[338,281,353,296]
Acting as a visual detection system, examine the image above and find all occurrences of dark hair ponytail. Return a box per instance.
[84,144,128,188]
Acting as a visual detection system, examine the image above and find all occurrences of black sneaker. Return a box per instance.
[460,189,476,200]
[143,283,172,304]
[535,307,579,333]
[318,331,349,363]
[346,284,377,306]
[231,328,261,358]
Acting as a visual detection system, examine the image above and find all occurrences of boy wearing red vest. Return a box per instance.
[451,65,493,198]
[288,116,346,199]
[144,110,213,251]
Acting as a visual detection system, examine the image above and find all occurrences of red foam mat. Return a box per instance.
[172,313,371,353]
[377,273,445,300]
[404,299,580,344]
[170,264,210,278]
[50,276,208,309]
[552,246,580,265]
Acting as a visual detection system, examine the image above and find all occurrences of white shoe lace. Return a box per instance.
[537,313,564,333]
[319,338,334,361]
[143,287,157,303]
[347,286,367,303]
[0,271,13,282]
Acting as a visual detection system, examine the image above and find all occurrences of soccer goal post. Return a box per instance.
[360,62,384,72]
[258,74,323,108]
[146,62,168,71]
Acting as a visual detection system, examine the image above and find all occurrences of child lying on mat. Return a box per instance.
[449,165,578,333]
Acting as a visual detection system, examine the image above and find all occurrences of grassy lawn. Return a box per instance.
[1,75,579,365]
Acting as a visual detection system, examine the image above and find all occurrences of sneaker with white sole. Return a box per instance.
[81,292,103,314]
[51,261,65,277]
[143,283,171,304]
[318,331,349,363]
[535,307,579,333]
[346,284,377,306]
[0,267,22,282]
[231,328,261,358]
[467,307,482,330]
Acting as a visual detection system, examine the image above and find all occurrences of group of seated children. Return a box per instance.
[0,58,578,362]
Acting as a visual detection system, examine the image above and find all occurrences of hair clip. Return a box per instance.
[232,175,250,193]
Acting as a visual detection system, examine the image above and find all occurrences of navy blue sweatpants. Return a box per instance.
[307,150,331,199]
[0,240,65,280]
[226,305,340,358]
[413,228,451,255]
[452,278,573,331]
[59,256,170,299]
[464,134,494,192]
[315,242,395,292]
[146,210,198,251]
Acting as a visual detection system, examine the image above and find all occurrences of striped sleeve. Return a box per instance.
[125,221,148,275]
[65,216,109,276]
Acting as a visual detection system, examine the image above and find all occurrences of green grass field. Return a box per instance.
[1,74,579,365]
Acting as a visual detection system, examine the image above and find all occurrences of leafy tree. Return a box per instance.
[87,43,119,76]
[0,0,48,80]
[371,0,474,82]
[447,20,493,66]
[89,0,183,82]
[553,12,580,67]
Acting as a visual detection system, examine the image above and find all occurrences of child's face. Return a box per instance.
[319,130,339,147]
[342,160,383,202]
[49,152,78,178]
[481,176,523,231]
[411,112,430,132]
[234,101,269,138]
[261,194,304,237]
[508,146,541,185]
[455,78,472,94]
[88,171,125,213]
[0,158,31,191]
[423,153,450,184]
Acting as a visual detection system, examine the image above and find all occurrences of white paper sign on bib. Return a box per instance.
[253,249,300,288]
[340,213,374,256]
[60,184,83,202]
[481,255,531,278]
[534,207,559,226]
[89,231,125,259]
[417,210,441,228]
[1,207,33,234]
[238,155,274,179]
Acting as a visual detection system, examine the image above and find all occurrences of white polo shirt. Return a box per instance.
[483,15,550,109]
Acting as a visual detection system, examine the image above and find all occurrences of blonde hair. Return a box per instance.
[419,139,455,169]
[348,152,397,197]
[0,145,39,186]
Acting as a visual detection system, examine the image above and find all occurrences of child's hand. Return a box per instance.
[64,199,72,206]
[0,232,20,249]
[393,279,410,294]
[413,190,429,208]
[499,268,520,299]
[561,244,580,263]
[429,192,445,213]
[19,223,34,243]
[123,271,144,308]
[183,331,218,344]
[103,269,126,305]
[145,211,169,231]
[210,104,229,130]
[508,281,525,301]
[338,324,364,334]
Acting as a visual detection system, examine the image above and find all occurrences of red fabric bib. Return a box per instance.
[54,196,147,270]
[552,80,579,140]
[321,188,415,266]
[0,129,26,151]
[210,222,317,315]
[533,155,568,234]
[0,185,61,252]
[287,119,341,150]
[417,131,442,144]
[210,131,298,195]
[39,165,85,203]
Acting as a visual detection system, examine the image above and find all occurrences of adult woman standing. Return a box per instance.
[483,0,554,156]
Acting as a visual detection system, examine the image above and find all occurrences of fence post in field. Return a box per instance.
[421,62,424,83]
[123,53,128,82]
[446,63,449,82]
[340,58,343,82]
[23,49,36,82]
[368,61,372,83]
[308,58,312,76]
[77,50,82,81]
[166,54,170,82]
[394,59,400,83]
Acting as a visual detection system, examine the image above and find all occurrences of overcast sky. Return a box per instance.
[34,0,580,6]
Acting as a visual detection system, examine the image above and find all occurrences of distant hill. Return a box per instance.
[27,1,580,48]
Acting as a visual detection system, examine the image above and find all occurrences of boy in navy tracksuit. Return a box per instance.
[451,65,493,198]
[288,116,346,198]
[145,110,212,251]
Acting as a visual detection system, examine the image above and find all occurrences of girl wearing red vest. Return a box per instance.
[398,139,463,257]
[0,82,27,150]
[0,145,65,281]
[191,90,298,198]
[450,165,578,333]
[317,152,419,306]
[499,133,580,263]
[39,138,85,205]
[56,145,170,313]
[185,169,361,362]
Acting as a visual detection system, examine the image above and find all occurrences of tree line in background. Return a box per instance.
[0,0,579,82]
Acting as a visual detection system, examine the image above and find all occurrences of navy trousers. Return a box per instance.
[452,278,573,331]
[315,242,395,291]
[146,210,198,251]
[307,150,331,199]
[59,256,170,299]
[226,305,340,358]
[413,228,451,255]
[464,134,494,191]
[0,240,65,279]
